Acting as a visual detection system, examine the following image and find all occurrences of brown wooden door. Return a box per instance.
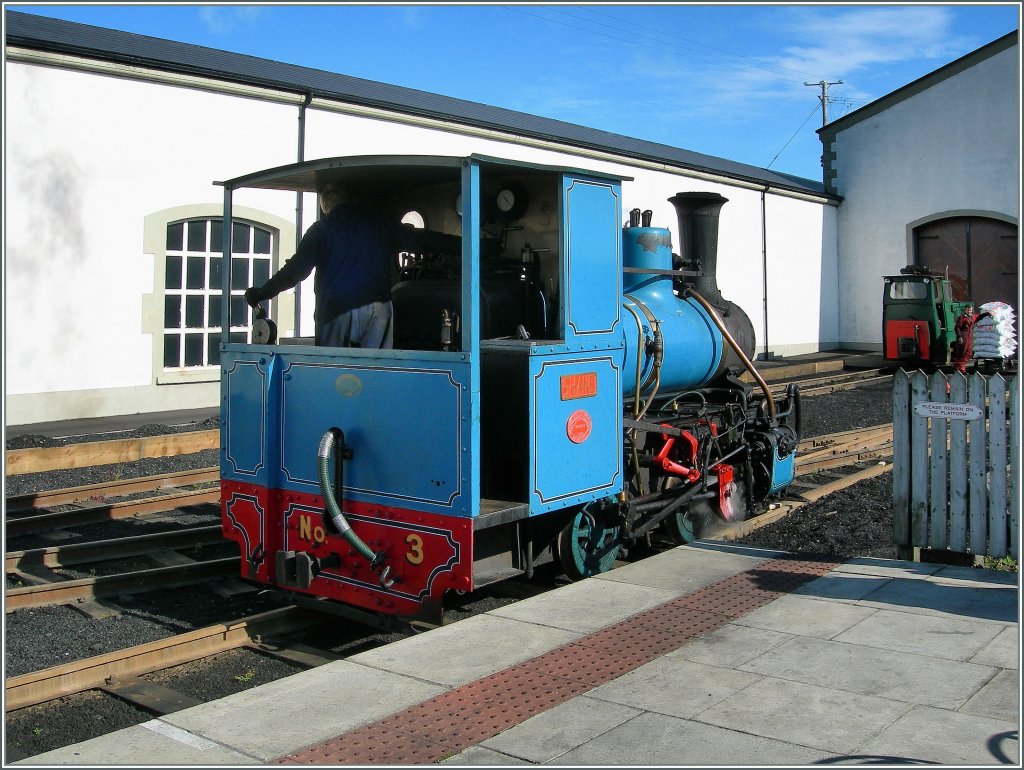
[915,216,1018,309]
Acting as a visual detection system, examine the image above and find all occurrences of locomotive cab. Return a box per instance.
[218,155,630,626]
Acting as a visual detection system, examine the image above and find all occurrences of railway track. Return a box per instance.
[3,607,327,712]
[770,367,890,398]
[3,423,895,750]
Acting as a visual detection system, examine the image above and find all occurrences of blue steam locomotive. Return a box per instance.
[217,154,800,627]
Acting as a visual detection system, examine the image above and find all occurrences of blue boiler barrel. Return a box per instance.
[620,226,728,397]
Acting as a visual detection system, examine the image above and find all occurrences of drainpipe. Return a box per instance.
[294,92,313,333]
[760,186,771,361]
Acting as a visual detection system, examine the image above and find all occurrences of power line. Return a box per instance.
[766,102,821,169]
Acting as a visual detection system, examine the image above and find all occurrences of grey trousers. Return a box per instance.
[316,301,393,348]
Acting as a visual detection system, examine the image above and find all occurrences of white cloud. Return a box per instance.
[197,6,269,35]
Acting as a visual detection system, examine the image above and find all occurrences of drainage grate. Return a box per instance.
[276,554,841,764]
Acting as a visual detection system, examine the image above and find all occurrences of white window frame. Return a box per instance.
[142,204,295,386]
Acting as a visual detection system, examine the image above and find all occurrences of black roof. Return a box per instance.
[5,9,828,197]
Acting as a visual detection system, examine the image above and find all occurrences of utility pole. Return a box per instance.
[805,79,844,126]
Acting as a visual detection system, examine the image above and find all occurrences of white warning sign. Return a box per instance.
[913,402,983,420]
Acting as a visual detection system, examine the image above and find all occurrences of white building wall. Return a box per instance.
[830,44,1019,349]
[4,57,836,427]
[4,61,299,425]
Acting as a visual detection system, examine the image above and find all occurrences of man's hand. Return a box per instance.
[244,287,265,307]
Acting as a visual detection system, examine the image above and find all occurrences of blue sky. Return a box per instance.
[9,3,1020,181]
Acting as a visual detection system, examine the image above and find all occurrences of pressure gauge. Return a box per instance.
[496,188,516,213]
[494,183,529,220]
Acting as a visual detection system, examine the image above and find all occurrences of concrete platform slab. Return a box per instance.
[162,660,445,761]
[440,745,525,764]
[593,543,772,594]
[833,607,1006,659]
[587,656,762,719]
[972,626,1021,669]
[551,711,835,765]
[857,577,1018,623]
[835,557,943,580]
[959,668,1020,723]
[791,570,893,601]
[739,635,999,708]
[696,676,912,754]
[856,705,1020,765]
[734,593,879,638]
[14,721,255,765]
[478,696,641,763]
[347,613,579,687]
[485,576,677,634]
[669,623,792,668]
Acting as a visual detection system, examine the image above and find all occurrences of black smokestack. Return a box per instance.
[669,192,728,302]
[669,192,756,366]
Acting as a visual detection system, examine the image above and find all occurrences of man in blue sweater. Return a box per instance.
[245,183,431,348]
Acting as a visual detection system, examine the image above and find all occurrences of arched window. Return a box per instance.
[143,204,295,385]
[162,218,273,368]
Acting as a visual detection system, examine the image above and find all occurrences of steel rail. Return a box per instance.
[769,369,888,397]
[4,607,311,711]
[6,468,219,514]
[5,556,238,611]
[5,525,224,572]
[5,489,220,537]
[798,374,892,397]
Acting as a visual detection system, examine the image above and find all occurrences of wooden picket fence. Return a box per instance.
[892,369,1019,560]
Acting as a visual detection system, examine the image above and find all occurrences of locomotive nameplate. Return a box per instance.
[560,372,598,400]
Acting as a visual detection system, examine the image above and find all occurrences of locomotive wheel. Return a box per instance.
[660,477,751,545]
[555,510,621,580]
[663,509,698,545]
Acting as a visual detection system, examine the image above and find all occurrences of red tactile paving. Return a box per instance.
[277,554,842,765]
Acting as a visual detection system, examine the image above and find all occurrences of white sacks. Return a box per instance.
[974,301,1018,359]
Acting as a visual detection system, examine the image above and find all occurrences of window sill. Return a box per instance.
[158,368,220,385]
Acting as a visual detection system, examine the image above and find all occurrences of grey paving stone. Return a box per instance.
[959,669,1020,723]
[669,623,792,668]
[163,661,445,760]
[586,656,763,718]
[833,607,1005,660]
[594,542,771,593]
[836,557,942,580]
[857,704,1020,765]
[696,676,911,754]
[931,564,1020,586]
[550,711,834,765]
[857,578,1018,623]
[348,613,579,687]
[481,695,640,763]
[738,635,998,708]
[791,570,893,601]
[686,540,790,561]
[441,745,531,765]
[13,722,256,765]
[485,577,677,634]
[971,625,1020,669]
[733,593,878,638]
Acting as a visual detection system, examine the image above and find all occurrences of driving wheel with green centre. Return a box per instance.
[555,509,621,580]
